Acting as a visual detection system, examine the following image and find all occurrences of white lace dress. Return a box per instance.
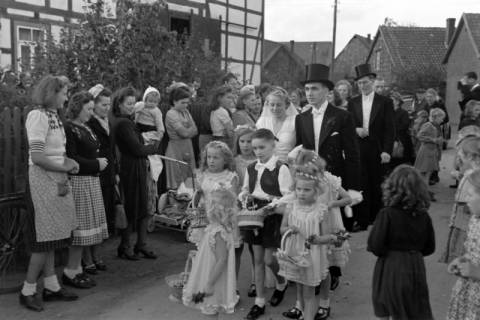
[279,200,329,286]
[183,224,238,314]
[318,172,351,268]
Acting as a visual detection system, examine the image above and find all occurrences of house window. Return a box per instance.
[170,17,190,35]
[17,26,43,71]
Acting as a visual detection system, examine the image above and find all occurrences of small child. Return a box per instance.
[233,126,258,296]
[282,149,352,320]
[368,165,435,320]
[412,109,429,153]
[238,128,293,320]
[447,169,480,320]
[440,136,480,263]
[183,189,239,315]
[135,86,165,140]
[279,164,343,320]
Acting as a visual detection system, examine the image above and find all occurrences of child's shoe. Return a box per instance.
[246,304,265,320]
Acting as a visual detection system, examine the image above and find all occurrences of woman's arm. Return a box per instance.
[205,233,229,293]
[31,152,76,173]
[117,120,157,157]
[328,186,352,209]
[167,111,196,139]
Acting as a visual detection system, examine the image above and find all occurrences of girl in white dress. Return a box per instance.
[183,189,239,315]
[279,164,345,320]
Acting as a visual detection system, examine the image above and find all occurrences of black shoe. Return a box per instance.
[79,273,96,287]
[42,288,78,302]
[84,264,98,275]
[314,306,331,320]
[330,275,340,291]
[270,285,287,307]
[19,293,44,311]
[62,273,94,289]
[134,246,157,259]
[247,284,257,297]
[246,304,265,320]
[94,261,107,271]
[351,224,367,233]
[283,306,304,319]
[117,246,140,261]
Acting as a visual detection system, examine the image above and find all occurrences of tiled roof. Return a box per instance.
[443,13,480,63]
[368,26,447,72]
[279,41,332,65]
[263,39,304,67]
[354,34,373,49]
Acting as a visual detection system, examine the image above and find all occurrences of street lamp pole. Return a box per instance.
[331,0,338,78]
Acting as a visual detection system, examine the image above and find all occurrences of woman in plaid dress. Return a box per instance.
[63,91,109,289]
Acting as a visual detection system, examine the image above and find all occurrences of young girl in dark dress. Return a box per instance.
[368,165,435,320]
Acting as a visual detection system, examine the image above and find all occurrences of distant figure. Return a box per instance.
[373,78,386,96]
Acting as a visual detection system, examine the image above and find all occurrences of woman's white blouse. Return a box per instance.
[256,115,296,161]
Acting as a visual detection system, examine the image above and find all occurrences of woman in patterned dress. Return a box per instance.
[165,87,198,189]
[21,75,79,312]
[62,92,109,288]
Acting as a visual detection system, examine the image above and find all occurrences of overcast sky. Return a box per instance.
[264,0,480,56]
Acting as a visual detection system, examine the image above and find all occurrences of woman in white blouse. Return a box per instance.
[256,87,298,161]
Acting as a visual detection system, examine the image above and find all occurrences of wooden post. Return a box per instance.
[331,0,338,78]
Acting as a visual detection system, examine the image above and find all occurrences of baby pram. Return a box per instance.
[148,156,206,242]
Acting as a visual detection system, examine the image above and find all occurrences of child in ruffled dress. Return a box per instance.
[447,168,480,320]
[183,189,239,315]
[283,149,352,320]
[279,164,346,320]
[440,136,480,263]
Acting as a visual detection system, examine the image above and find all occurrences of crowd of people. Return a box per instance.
[17,63,480,320]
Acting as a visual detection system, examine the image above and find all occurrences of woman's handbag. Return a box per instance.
[392,140,404,158]
[114,183,127,229]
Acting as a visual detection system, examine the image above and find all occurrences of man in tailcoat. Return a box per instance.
[347,64,395,231]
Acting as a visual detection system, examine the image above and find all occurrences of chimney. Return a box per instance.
[445,18,456,47]
[290,40,294,53]
[367,33,371,40]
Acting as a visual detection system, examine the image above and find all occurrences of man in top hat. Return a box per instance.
[347,64,395,232]
[294,63,360,320]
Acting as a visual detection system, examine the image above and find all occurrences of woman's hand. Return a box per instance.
[448,257,467,276]
[64,158,79,174]
[97,158,108,171]
[457,260,480,279]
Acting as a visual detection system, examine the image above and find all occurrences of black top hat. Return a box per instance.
[354,63,377,81]
[302,64,334,90]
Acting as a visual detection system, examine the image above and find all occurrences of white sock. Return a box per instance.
[255,297,266,308]
[295,300,303,312]
[276,280,287,291]
[319,298,330,308]
[44,275,61,292]
[21,281,36,296]
[63,267,81,279]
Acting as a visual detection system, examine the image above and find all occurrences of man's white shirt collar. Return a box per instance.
[255,155,278,171]
[362,91,375,101]
[311,100,328,116]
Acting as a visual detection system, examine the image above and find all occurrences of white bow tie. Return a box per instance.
[312,108,325,116]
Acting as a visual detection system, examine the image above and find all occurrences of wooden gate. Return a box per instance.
[0,106,32,196]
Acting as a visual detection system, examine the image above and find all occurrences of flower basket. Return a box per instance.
[237,196,265,229]
[276,230,311,279]
[186,191,207,229]
[165,250,196,301]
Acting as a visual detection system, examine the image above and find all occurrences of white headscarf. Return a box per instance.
[88,84,105,99]
[142,86,161,102]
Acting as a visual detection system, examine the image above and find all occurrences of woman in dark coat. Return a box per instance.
[87,85,116,234]
[111,87,158,260]
[391,92,414,166]
[458,99,480,130]
[368,165,435,320]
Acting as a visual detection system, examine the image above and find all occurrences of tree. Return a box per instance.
[391,63,445,94]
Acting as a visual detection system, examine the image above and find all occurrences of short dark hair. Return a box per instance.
[111,87,137,117]
[251,128,277,142]
[66,91,94,120]
[169,86,191,106]
[466,71,478,80]
[94,87,112,103]
[32,75,70,108]
[222,72,237,84]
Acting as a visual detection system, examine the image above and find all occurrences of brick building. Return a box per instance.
[366,25,447,91]
[443,13,480,126]
[333,34,372,82]
[279,40,332,66]
[262,39,304,88]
